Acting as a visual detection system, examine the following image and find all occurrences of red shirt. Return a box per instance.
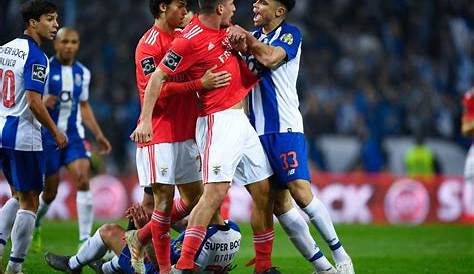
[158,16,258,116]
[135,25,199,146]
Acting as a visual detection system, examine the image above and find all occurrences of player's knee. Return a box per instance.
[273,198,292,216]
[202,186,228,208]
[288,182,313,208]
[99,224,121,243]
[19,193,39,212]
[76,172,89,191]
[42,189,57,204]
[292,190,313,208]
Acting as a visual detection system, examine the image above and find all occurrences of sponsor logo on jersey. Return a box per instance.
[280,33,294,45]
[140,56,156,76]
[59,90,72,102]
[162,51,182,72]
[32,64,46,83]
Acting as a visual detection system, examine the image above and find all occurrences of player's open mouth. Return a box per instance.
[253,13,262,22]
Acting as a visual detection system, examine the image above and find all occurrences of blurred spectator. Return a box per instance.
[404,131,441,178]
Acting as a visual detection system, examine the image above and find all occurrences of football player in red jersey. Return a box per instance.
[127,1,232,274]
[462,88,474,222]
[131,1,279,273]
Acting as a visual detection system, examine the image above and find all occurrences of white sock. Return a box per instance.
[302,197,351,264]
[35,193,50,228]
[77,190,94,241]
[68,229,107,270]
[0,198,20,257]
[278,208,334,271]
[7,209,36,273]
[102,255,121,274]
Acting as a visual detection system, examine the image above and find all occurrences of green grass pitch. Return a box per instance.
[1,221,473,273]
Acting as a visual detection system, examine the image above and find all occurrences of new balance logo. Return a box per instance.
[208,42,215,51]
[183,25,203,40]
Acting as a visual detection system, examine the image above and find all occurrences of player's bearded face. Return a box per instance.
[220,0,236,27]
[36,12,59,40]
[166,0,188,29]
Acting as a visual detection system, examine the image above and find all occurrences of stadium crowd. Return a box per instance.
[1,0,472,174]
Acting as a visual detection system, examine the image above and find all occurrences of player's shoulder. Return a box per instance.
[278,22,302,40]
[136,26,163,53]
[207,220,241,234]
[75,60,91,75]
[225,220,241,232]
[178,17,206,43]
[22,36,45,55]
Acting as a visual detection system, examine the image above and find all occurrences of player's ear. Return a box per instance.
[159,2,167,13]
[275,6,286,18]
[29,19,38,28]
[216,3,224,15]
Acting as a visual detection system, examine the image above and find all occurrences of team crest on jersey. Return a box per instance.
[160,167,168,176]
[59,90,72,102]
[213,165,221,175]
[32,64,46,83]
[162,50,182,72]
[141,56,156,76]
[280,33,294,45]
[75,73,82,86]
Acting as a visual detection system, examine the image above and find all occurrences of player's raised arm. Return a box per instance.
[26,91,67,149]
[130,67,168,144]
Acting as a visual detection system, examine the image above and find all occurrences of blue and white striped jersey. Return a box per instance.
[0,35,49,151]
[246,22,304,136]
[171,221,241,273]
[43,57,90,144]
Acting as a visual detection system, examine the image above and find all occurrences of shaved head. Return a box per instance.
[54,27,80,65]
[55,27,79,41]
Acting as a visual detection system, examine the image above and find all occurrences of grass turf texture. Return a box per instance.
[1,221,473,273]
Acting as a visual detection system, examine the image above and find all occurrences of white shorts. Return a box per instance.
[196,108,273,185]
[136,139,201,186]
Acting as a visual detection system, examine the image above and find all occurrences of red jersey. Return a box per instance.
[135,25,199,146]
[158,16,258,116]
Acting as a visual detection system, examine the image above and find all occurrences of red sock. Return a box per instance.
[151,210,171,273]
[175,225,207,270]
[171,198,190,224]
[138,222,152,245]
[253,229,274,273]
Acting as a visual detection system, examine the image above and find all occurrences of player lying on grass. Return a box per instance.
[44,204,241,274]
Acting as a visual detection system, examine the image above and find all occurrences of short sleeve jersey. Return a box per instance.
[135,25,198,146]
[0,35,49,151]
[42,57,90,145]
[246,22,304,135]
[158,16,258,116]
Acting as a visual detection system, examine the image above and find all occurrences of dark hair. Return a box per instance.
[276,0,295,13]
[149,0,173,18]
[21,0,57,26]
[198,0,224,14]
